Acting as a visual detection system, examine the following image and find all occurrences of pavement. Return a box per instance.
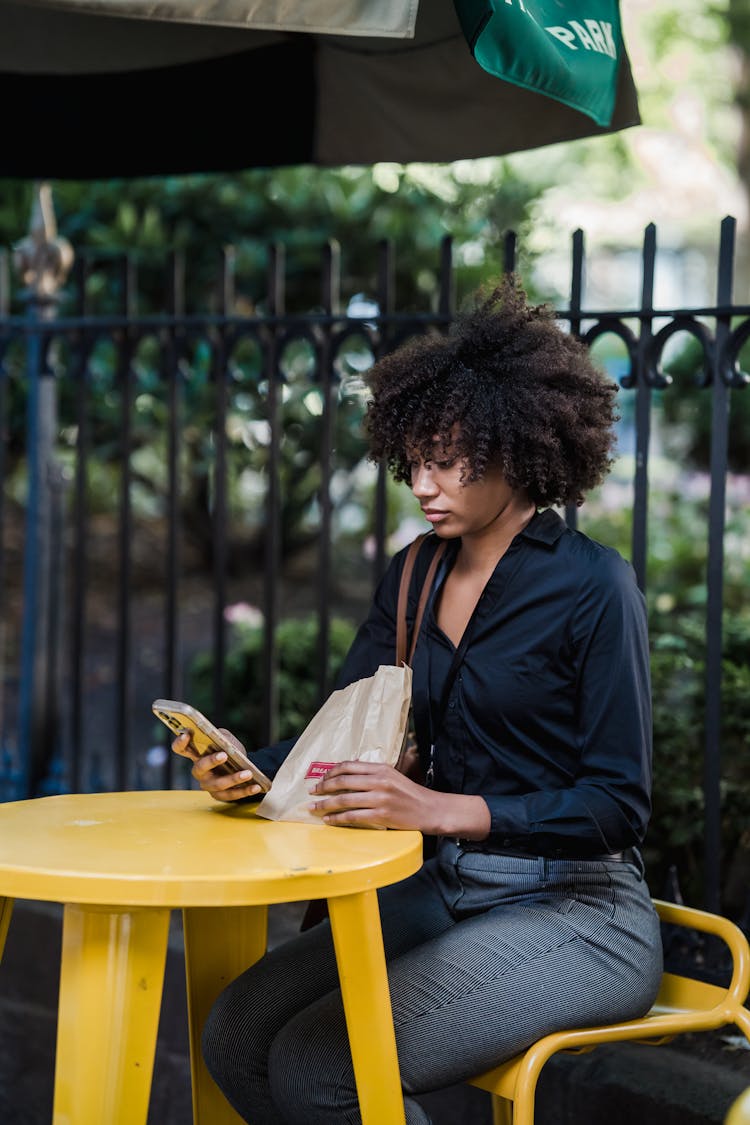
[1,899,748,1124]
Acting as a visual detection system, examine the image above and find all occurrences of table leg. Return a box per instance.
[53,903,171,1125]
[328,890,406,1125]
[183,904,268,1125]
[0,896,12,959]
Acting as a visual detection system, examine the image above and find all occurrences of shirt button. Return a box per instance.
[449,701,455,709]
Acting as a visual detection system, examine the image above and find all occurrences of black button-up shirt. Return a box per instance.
[253,508,653,857]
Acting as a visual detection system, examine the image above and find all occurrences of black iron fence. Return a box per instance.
[0,219,748,918]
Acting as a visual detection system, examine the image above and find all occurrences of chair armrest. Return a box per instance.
[652,899,750,1014]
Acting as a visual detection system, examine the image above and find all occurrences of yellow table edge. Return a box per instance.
[0,790,424,907]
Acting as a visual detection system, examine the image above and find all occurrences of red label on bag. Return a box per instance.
[305,761,336,780]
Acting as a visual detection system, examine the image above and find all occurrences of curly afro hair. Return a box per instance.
[364,275,619,508]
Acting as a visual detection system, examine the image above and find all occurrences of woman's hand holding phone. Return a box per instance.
[170,728,267,803]
[153,699,271,804]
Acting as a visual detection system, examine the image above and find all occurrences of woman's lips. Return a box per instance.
[422,509,449,523]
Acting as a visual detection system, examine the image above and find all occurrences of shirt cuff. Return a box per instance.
[483,794,531,844]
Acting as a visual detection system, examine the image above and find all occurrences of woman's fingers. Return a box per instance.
[170,729,262,803]
[171,730,197,760]
[307,761,424,828]
[311,761,402,794]
[189,750,260,801]
[190,747,226,775]
[197,770,265,803]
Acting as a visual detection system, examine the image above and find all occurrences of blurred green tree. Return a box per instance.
[0,163,553,314]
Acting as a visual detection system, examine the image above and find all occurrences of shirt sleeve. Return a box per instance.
[483,552,653,855]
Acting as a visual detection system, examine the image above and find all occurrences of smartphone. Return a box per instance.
[152,699,272,792]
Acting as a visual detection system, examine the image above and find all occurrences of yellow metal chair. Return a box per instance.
[726,1087,750,1125]
[467,898,750,1125]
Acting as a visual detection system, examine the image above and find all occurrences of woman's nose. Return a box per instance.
[411,465,437,497]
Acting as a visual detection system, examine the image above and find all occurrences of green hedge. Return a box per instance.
[189,613,358,747]
[645,612,750,908]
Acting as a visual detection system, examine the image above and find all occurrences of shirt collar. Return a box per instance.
[439,507,566,564]
[519,507,567,547]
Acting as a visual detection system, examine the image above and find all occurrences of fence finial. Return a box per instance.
[13,182,74,300]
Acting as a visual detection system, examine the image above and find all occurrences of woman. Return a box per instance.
[172,277,663,1124]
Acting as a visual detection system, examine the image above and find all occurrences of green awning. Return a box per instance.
[455,0,624,126]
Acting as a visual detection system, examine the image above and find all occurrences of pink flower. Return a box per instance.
[224,602,264,628]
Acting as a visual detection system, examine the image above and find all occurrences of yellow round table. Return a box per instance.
[0,790,424,1125]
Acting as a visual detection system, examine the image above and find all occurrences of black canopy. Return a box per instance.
[0,0,640,178]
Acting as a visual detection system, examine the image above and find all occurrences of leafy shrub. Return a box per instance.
[188,612,358,750]
[644,612,750,908]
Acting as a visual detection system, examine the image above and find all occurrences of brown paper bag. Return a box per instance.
[255,663,412,825]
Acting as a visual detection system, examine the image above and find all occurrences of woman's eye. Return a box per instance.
[408,456,454,473]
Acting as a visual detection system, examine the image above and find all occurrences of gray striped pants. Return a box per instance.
[201,838,663,1124]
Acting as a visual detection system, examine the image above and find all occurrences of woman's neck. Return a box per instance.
[455,499,537,576]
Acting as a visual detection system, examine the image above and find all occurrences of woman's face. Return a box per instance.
[408,438,523,539]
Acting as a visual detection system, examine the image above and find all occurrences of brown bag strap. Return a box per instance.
[396,532,447,667]
[396,533,427,666]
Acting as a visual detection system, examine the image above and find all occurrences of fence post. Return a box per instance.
[14,183,73,796]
